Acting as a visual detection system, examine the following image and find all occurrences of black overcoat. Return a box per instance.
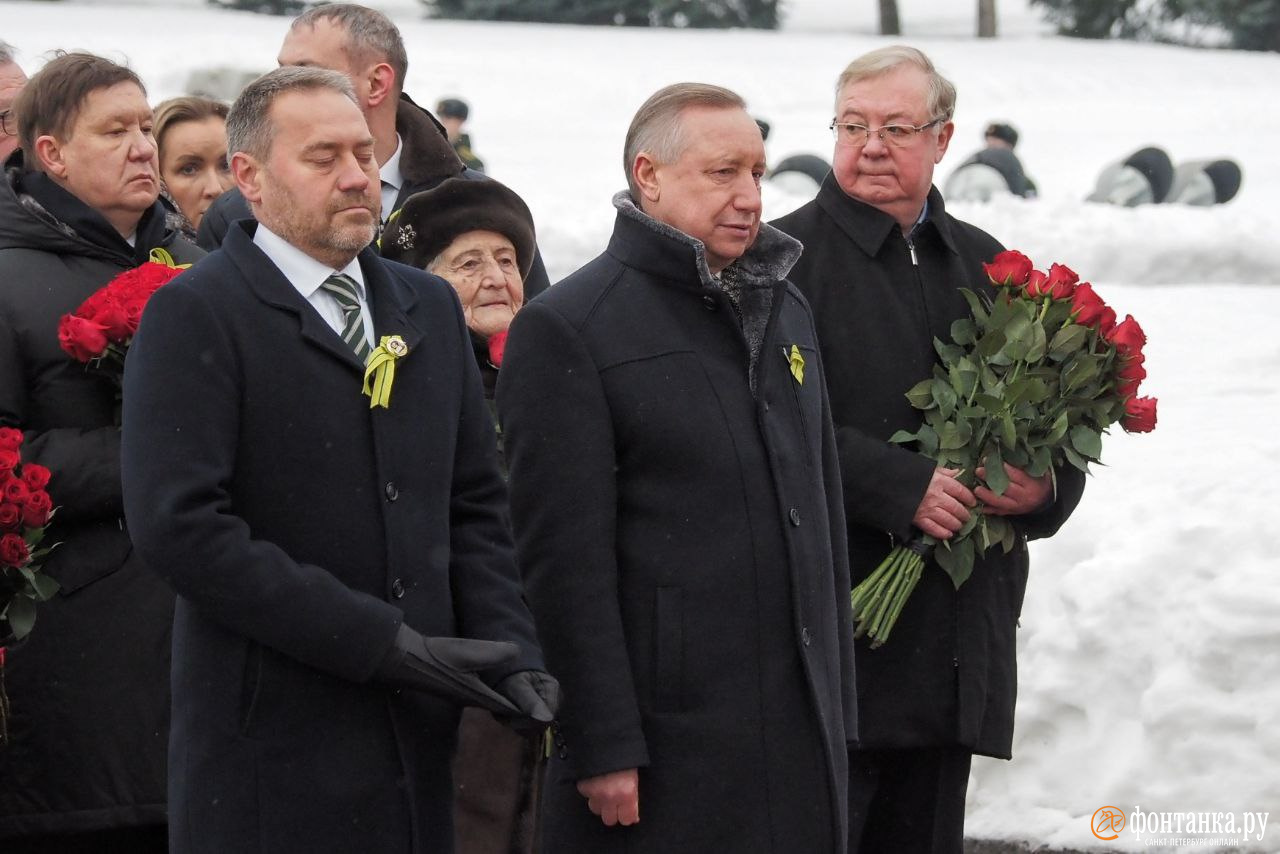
[773,178,1085,759]
[0,165,202,838]
[497,202,856,853]
[120,221,544,854]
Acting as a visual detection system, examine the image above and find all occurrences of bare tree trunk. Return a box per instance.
[879,0,901,35]
[977,0,997,37]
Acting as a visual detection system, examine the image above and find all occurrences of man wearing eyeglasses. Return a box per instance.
[0,41,27,165]
[773,46,1084,854]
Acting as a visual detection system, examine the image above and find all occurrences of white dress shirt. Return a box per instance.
[380,134,404,223]
[253,224,374,351]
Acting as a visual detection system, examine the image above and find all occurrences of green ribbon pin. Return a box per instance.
[148,247,191,269]
[788,344,805,385]
[362,335,409,408]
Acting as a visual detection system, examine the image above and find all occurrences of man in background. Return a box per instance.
[0,41,26,164]
[774,46,1084,854]
[436,97,485,172]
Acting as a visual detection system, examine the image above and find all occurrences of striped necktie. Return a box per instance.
[319,273,372,363]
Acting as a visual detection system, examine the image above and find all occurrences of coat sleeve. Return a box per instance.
[1016,461,1086,542]
[444,286,544,678]
[834,424,937,543]
[497,299,650,780]
[0,295,124,524]
[121,277,401,683]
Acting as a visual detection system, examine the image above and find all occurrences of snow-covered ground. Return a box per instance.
[7,0,1280,850]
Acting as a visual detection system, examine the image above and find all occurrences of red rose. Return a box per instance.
[58,314,110,362]
[1097,306,1117,338]
[93,296,133,342]
[0,532,29,568]
[21,462,51,491]
[1070,282,1108,326]
[1122,396,1158,433]
[488,330,508,368]
[1107,314,1146,358]
[1023,269,1050,298]
[983,250,1035,287]
[1115,356,1147,397]
[1045,263,1079,300]
[0,427,21,451]
[0,447,17,475]
[3,476,28,505]
[0,502,19,531]
[21,490,52,528]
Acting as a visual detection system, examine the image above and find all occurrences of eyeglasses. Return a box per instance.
[829,118,944,148]
[0,110,14,136]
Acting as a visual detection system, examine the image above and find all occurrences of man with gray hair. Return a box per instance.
[121,66,556,854]
[773,45,1085,853]
[497,81,855,853]
[0,41,25,164]
[195,3,549,297]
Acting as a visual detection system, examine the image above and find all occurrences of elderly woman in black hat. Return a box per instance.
[383,176,535,403]
[380,176,541,854]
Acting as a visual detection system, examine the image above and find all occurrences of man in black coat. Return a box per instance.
[773,47,1086,854]
[120,67,556,854]
[195,3,550,298]
[497,82,856,854]
[0,52,203,852]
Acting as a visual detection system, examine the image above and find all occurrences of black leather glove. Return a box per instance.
[376,624,520,715]
[495,669,561,734]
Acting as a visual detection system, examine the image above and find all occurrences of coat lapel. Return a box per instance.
[361,249,427,358]
[223,222,372,372]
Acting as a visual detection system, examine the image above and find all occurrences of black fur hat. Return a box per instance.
[381,177,536,279]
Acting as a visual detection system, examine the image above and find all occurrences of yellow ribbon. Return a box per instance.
[147,247,192,269]
[362,335,409,409]
[788,344,805,386]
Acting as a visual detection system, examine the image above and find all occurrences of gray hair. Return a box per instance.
[0,40,15,65]
[290,4,407,95]
[226,66,356,162]
[835,45,956,122]
[623,82,747,199]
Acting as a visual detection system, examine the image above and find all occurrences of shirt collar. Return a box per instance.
[380,134,404,192]
[252,224,366,300]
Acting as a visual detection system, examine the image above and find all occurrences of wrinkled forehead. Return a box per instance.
[835,66,930,120]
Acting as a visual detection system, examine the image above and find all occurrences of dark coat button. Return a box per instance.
[789,507,801,526]
[801,627,812,647]
[385,482,399,501]
[702,295,717,311]
[391,578,405,599]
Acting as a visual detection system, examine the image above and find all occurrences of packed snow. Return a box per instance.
[6,0,1280,850]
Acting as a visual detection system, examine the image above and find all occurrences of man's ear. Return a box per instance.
[231,151,264,205]
[33,135,67,178]
[633,152,661,205]
[934,120,955,164]
[365,61,396,110]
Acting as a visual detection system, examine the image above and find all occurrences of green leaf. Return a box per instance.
[983,444,1010,496]
[950,318,978,346]
[999,412,1017,449]
[934,338,964,364]
[29,572,60,600]
[1031,444,1053,476]
[4,594,36,641]
[904,379,934,409]
[1070,424,1103,460]
[960,287,990,323]
[1025,320,1048,363]
[935,537,976,589]
[888,429,918,445]
[916,424,939,457]
[1045,411,1070,443]
[1062,354,1101,394]
[938,420,972,450]
[1048,324,1088,360]
[932,379,958,421]
[1062,445,1091,473]
[976,328,1007,359]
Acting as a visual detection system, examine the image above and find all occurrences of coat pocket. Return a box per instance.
[238,642,264,735]
[653,586,683,714]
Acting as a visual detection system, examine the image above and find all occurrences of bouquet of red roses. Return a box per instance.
[850,250,1157,647]
[0,427,58,645]
[56,258,186,384]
